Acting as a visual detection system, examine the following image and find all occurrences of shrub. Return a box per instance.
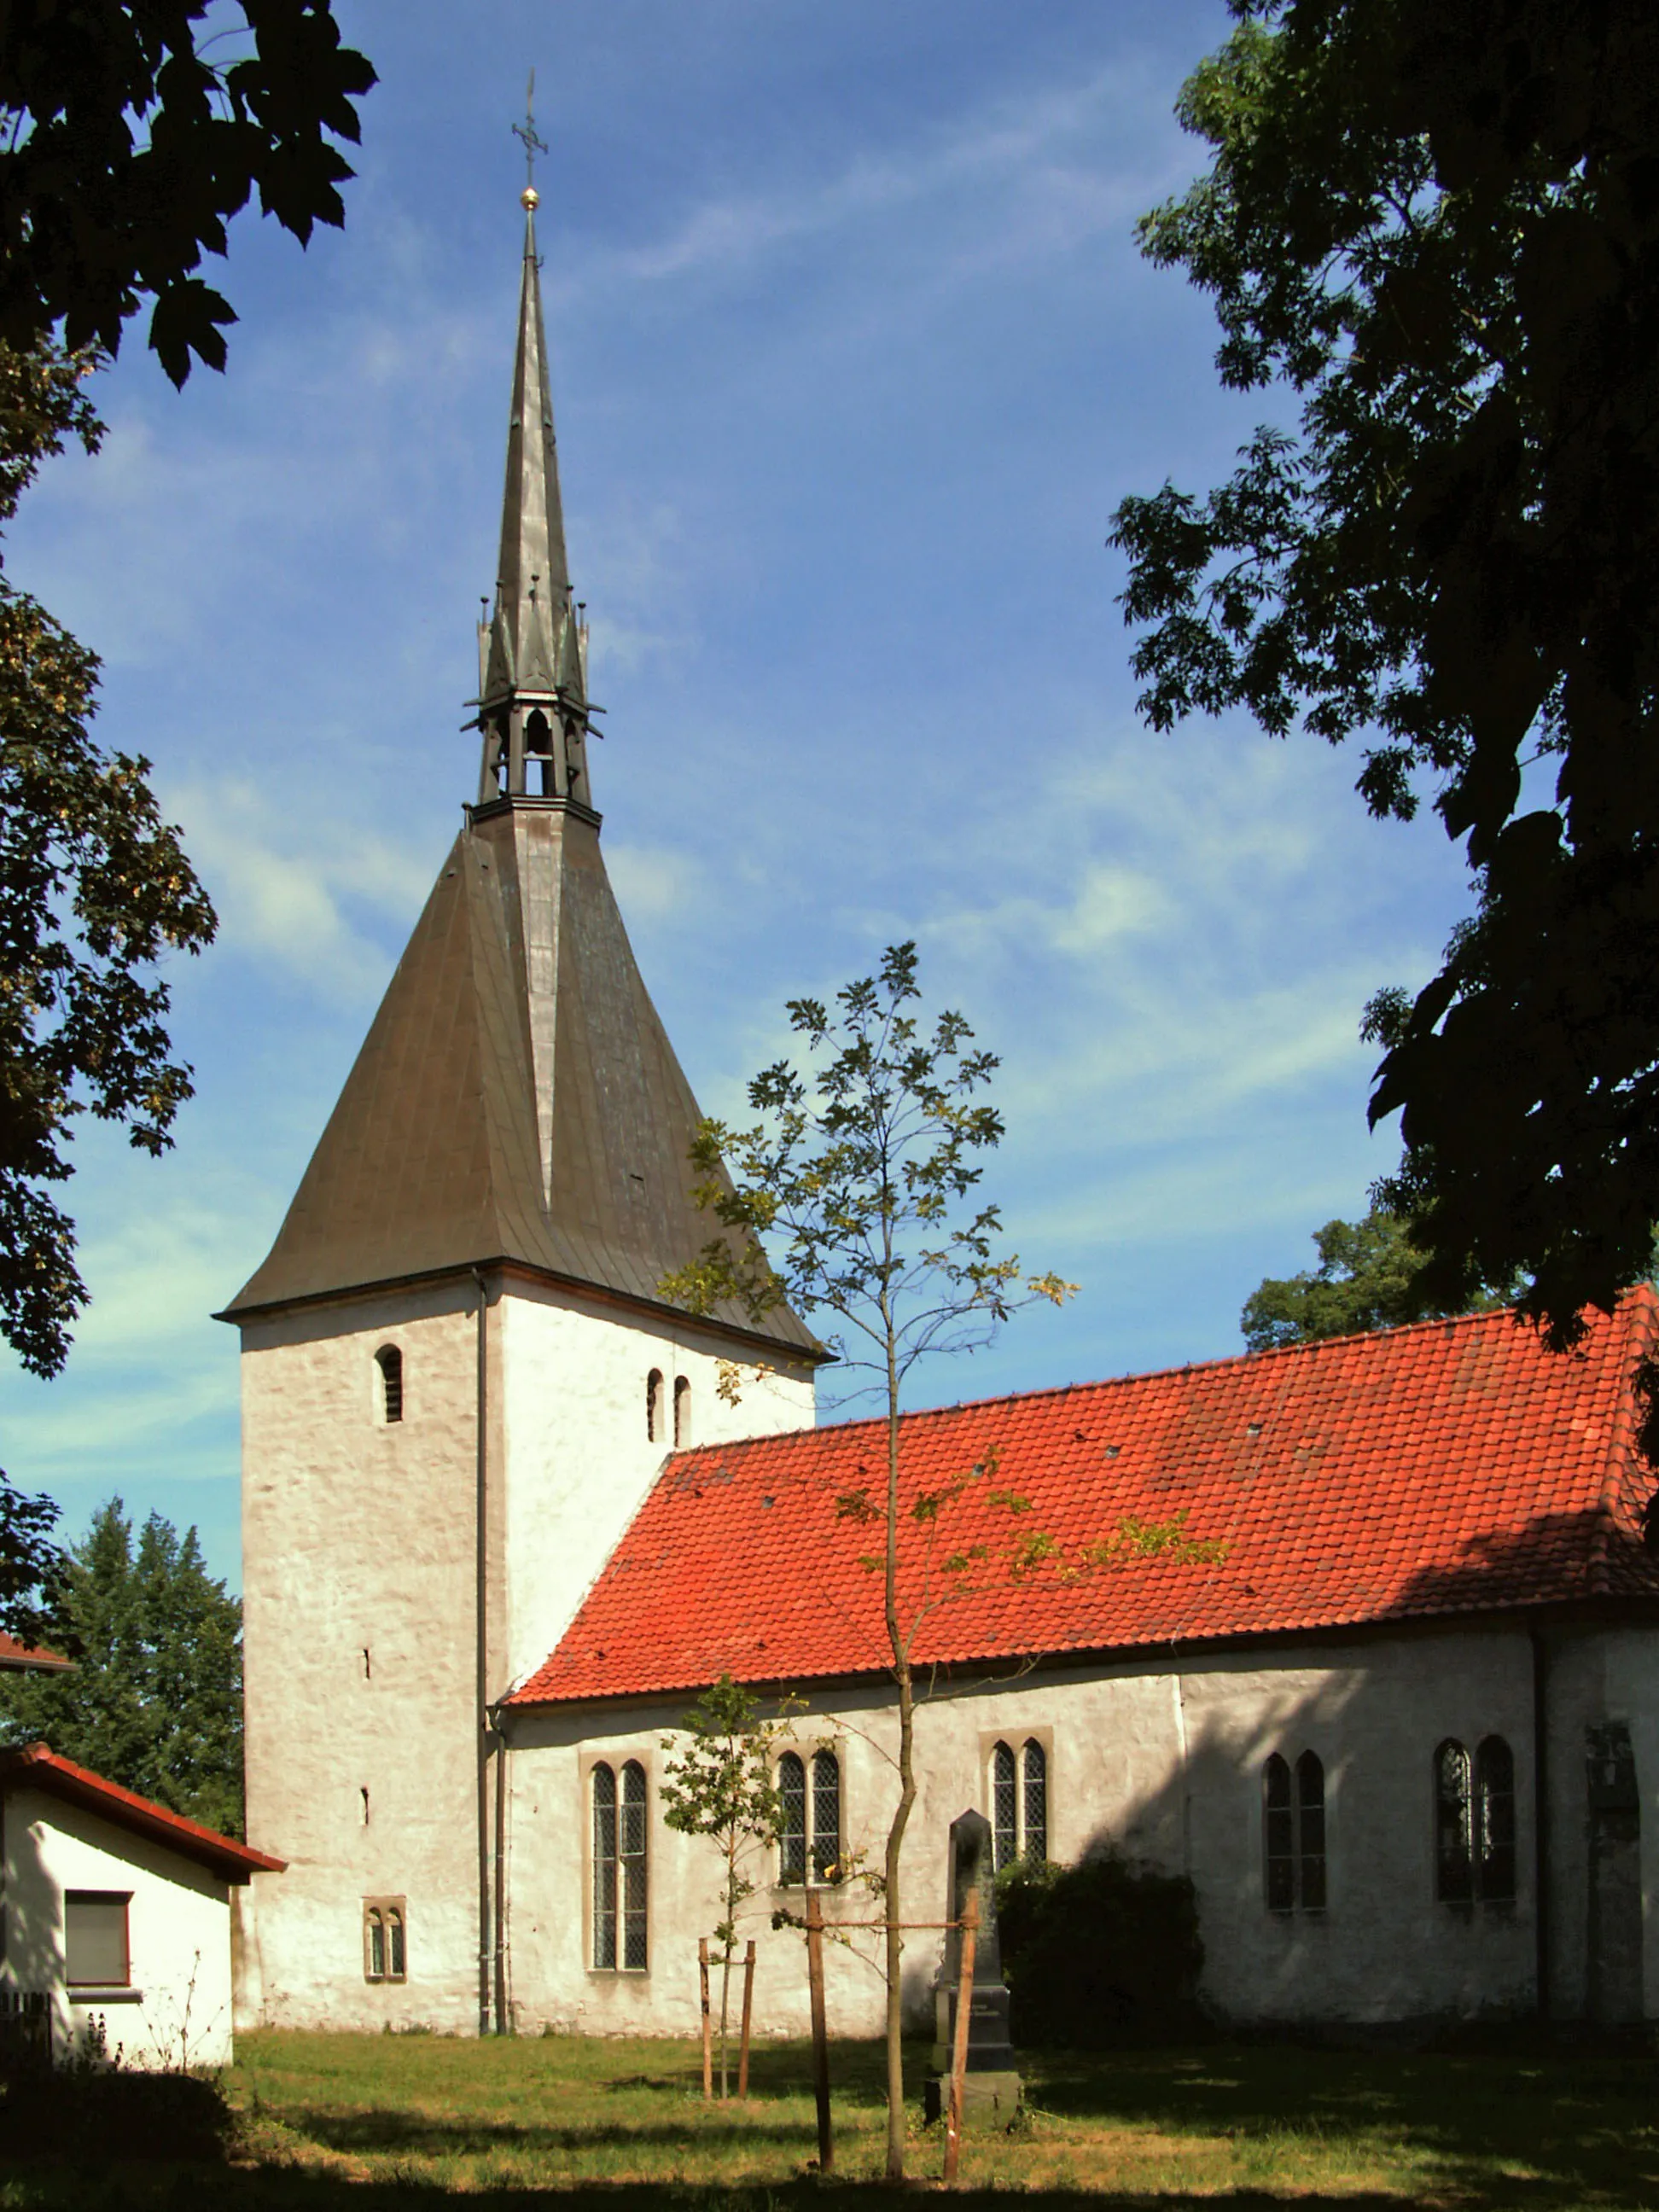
[0,2064,231,2159]
[996,1851,1207,2047]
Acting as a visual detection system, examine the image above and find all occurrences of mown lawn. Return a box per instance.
[3,2030,1659,2207]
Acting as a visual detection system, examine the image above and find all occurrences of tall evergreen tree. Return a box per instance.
[0,1499,243,1837]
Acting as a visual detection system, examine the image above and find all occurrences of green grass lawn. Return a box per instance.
[3,2030,1659,2207]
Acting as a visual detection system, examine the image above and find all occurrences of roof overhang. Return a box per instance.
[0,1744,285,1883]
[216,1252,834,1366]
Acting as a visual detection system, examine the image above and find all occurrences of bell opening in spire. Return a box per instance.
[471,189,602,824]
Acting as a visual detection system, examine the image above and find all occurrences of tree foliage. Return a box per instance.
[0,346,216,1377]
[0,0,375,385]
[660,1674,793,2100]
[1241,1205,1516,1352]
[660,941,1071,2182]
[1109,0,1659,1351]
[0,1498,244,1837]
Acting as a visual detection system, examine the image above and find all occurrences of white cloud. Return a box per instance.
[170,777,433,1002]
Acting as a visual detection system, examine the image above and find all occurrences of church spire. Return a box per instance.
[474,154,596,817]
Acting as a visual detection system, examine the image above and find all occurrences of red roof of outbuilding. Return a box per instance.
[512,1292,1659,1708]
[0,1635,69,1672]
[0,1744,285,1883]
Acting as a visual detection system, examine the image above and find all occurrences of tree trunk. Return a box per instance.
[884,1652,917,2180]
[882,1305,914,2184]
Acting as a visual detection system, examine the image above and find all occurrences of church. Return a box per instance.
[223,187,1659,2045]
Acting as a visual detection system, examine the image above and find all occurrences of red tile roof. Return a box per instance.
[0,1744,285,1883]
[512,1292,1659,1708]
[0,1635,69,1672]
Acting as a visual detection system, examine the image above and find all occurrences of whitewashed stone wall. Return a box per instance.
[496,1621,1659,2040]
[497,1281,817,1691]
[2,1785,237,2068]
[236,1271,815,2032]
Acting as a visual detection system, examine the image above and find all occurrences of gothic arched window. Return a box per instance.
[777,1749,842,1885]
[812,1750,842,1883]
[591,1761,649,1970]
[375,1345,404,1424]
[673,1376,691,1447]
[990,1738,1048,1870]
[363,1898,407,1982]
[1264,1750,1325,1912]
[1476,1736,1516,1903]
[1435,1739,1474,1902]
[647,1369,665,1443]
[778,1752,807,1885]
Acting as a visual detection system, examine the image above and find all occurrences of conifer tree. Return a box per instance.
[0,1499,244,1836]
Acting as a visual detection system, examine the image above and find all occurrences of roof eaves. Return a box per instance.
[0,1743,286,1882]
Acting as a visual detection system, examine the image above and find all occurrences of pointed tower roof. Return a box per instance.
[486,190,569,701]
[221,195,820,1365]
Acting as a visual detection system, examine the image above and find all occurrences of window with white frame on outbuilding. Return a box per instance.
[990,1738,1047,1871]
[1263,1749,1325,1912]
[777,1749,842,1884]
[592,1759,649,1970]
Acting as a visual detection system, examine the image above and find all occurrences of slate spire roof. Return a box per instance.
[222,195,819,1360]
[512,1292,1659,1707]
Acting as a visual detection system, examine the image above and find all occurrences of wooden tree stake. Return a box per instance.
[698,1937,713,2101]
[738,1937,756,2098]
[806,1889,834,2174]
[943,1892,979,2187]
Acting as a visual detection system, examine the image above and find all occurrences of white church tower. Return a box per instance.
[223,184,822,2033]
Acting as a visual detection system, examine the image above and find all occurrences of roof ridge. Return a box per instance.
[663,1300,1560,1468]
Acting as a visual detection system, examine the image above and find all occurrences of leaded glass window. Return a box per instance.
[778,1752,807,1884]
[989,1738,1047,1869]
[1022,1739,1047,1864]
[1296,1749,1326,1911]
[1476,1736,1516,1902]
[992,1740,1018,1871]
[1263,1753,1295,1912]
[812,1751,841,1882]
[592,1762,618,1968]
[620,1760,649,1970]
[1435,1739,1474,1902]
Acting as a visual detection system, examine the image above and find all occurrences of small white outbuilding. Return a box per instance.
[0,1742,282,2068]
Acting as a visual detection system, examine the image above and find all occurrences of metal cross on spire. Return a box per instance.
[513,68,547,207]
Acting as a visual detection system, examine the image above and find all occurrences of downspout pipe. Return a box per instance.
[473,1266,492,2039]
[489,1697,510,2034]
[1531,1619,1551,2024]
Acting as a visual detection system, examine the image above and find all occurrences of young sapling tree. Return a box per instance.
[660,1673,793,2098]
[659,941,1073,2180]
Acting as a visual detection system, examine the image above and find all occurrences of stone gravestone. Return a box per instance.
[923,1807,1021,2122]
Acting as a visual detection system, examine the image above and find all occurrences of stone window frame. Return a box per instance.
[773,1742,846,1889]
[672,1375,691,1447]
[363,1896,407,1983]
[980,1725,1054,1871]
[582,1749,652,1976]
[646,1369,666,1443]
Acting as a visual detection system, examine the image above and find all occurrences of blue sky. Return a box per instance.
[0,0,1474,1587]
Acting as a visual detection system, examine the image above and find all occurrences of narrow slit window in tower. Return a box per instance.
[673,1376,690,1447]
[375,1345,404,1424]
